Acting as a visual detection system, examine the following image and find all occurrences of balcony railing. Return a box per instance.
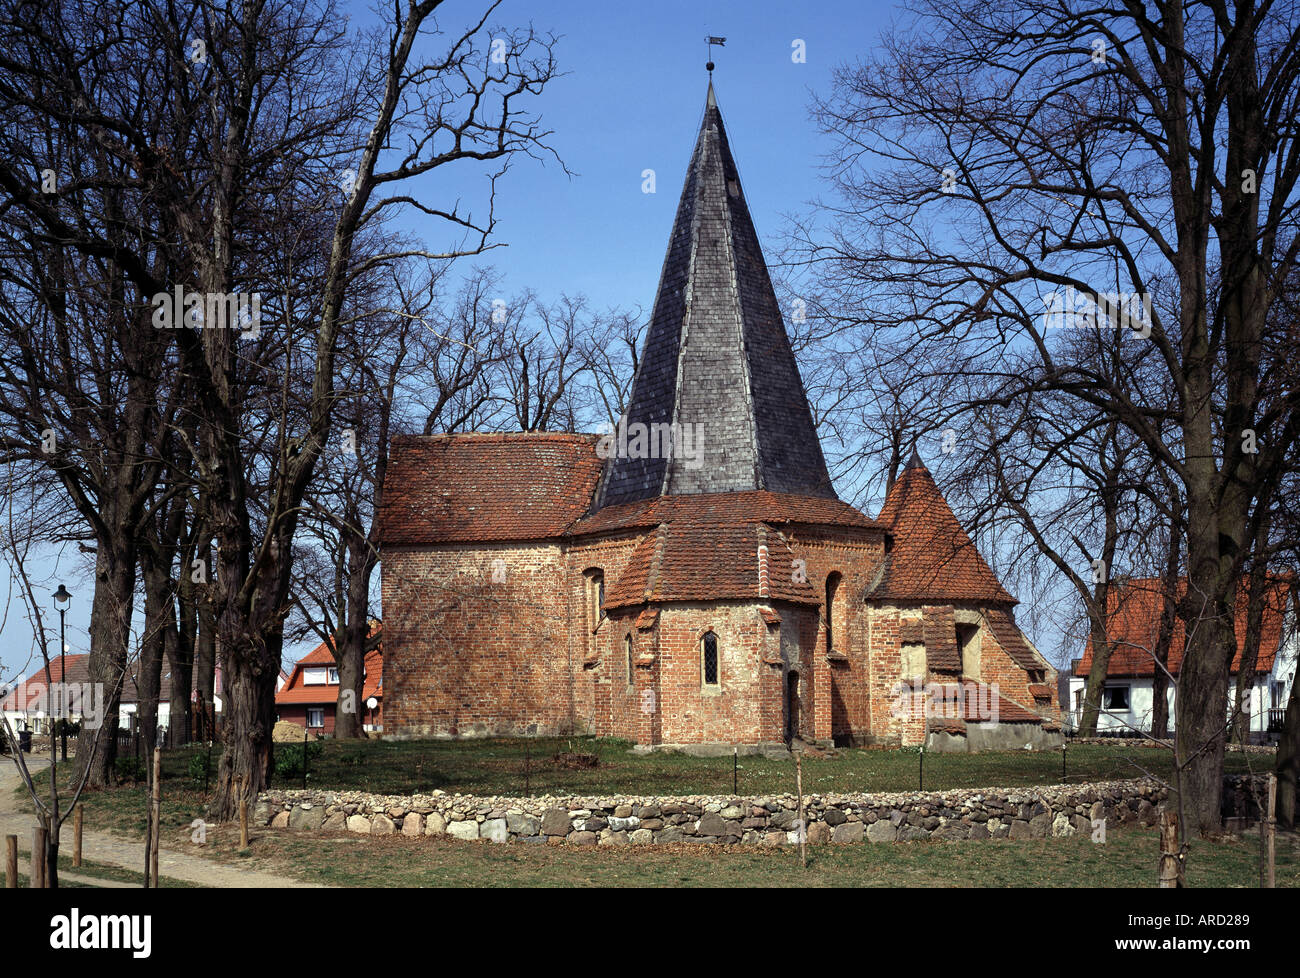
[1268,708,1287,732]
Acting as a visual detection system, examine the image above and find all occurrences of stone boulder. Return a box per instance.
[447,819,479,840]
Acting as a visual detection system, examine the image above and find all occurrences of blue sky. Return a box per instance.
[2,0,910,679]
[419,0,899,312]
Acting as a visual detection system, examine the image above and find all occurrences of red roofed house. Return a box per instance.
[276,639,383,735]
[1069,576,1298,736]
[378,82,1062,753]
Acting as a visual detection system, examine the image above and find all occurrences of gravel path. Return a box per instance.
[1,756,319,888]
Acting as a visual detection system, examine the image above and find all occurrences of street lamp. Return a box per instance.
[53,584,71,761]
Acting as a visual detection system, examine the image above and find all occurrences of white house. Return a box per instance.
[1067,576,1298,738]
[3,654,225,739]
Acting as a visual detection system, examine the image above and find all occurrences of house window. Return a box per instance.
[306,708,325,728]
[702,632,719,686]
[327,668,339,684]
[625,634,635,687]
[1272,681,1285,710]
[303,667,329,685]
[1102,685,1131,711]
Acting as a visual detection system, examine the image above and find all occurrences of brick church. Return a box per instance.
[378,83,1062,752]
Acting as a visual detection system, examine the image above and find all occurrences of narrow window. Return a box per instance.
[702,632,719,686]
[625,633,635,687]
[825,572,841,653]
[584,569,605,631]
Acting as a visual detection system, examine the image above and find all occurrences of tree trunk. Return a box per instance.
[333,536,373,739]
[1276,673,1298,829]
[138,556,171,753]
[211,636,278,820]
[168,580,196,747]
[194,541,217,742]
[75,540,136,787]
[1174,563,1235,835]
[1151,527,1182,740]
[1231,518,1271,744]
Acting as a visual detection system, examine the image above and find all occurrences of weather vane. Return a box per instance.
[705,35,726,76]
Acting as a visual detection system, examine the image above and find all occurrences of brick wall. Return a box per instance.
[381,542,575,737]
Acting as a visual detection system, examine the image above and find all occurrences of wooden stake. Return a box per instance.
[31,826,46,889]
[1158,810,1183,888]
[5,834,16,888]
[73,804,83,868]
[1266,773,1277,889]
[150,746,161,887]
[796,751,806,869]
[236,771,250,849]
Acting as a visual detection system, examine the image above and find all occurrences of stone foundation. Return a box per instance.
[254,778,1178,846]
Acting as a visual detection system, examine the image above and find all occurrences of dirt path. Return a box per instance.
[0,757,319,888]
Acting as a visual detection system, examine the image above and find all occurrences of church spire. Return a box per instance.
[593,83,835,509]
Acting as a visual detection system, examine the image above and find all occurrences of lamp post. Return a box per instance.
[53,584,71,761]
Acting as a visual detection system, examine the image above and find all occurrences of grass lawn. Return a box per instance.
[115,735,1274,798]
[177,818,1300,888]
[6,852,194,888]
[41,736,1276,844]
[21,736,1285,888]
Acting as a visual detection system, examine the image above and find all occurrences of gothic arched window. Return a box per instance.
[701,632,719,686]
[825,572,842,653]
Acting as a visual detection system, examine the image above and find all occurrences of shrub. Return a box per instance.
[274,740,324,780]
[188,749,211,784]
[115,755,147,783]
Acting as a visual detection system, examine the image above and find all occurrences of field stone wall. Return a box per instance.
[253,778,1179,846]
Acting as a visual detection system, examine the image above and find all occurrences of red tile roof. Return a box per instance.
[604,518,821,609]
[922,607,962,672]
[571,490,878,538]
[1077,575,1295,678]
[379,433,604,545]
[872,458,1016,605]
[983,608,1042,670]
[933,680,1043,725]
[1,655,90,710]
[277,636,383,707]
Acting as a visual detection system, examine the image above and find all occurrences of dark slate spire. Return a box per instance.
[593,83,835,509]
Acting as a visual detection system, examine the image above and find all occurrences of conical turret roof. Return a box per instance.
[593,83,834,509]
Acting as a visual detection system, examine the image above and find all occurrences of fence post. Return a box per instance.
[918,744,924,791]
[150,746,161,888]
[1266,773,1277,889]
[1158,811,1184,887]
[796,752,806,869]
[31,826,46,888]
[5,834,16,888]
[302,730,308,790]
[238,774,249,849]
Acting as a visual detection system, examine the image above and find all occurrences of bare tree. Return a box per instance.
[798,0,1300,833]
